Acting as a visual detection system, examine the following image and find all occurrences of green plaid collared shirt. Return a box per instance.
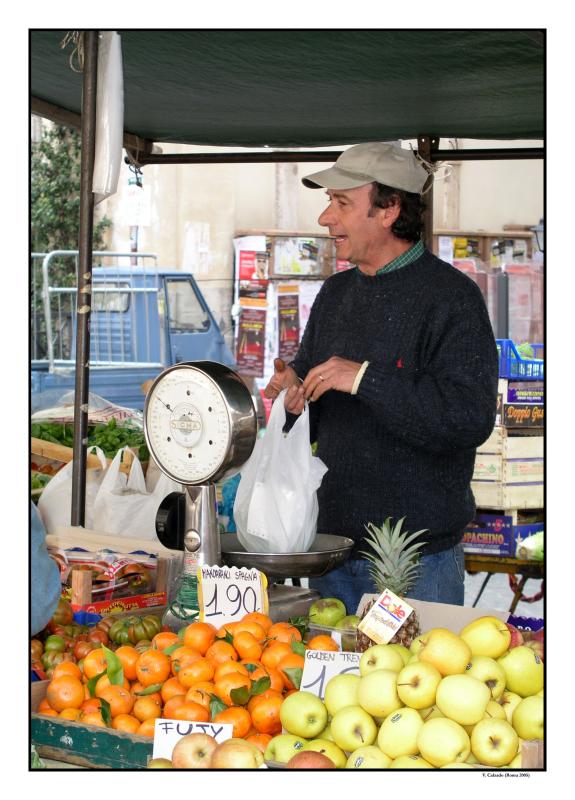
[375,239,424,275]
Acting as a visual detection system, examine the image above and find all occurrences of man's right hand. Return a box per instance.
[263,358,305,415]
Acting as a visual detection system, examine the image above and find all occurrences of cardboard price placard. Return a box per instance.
[152,719,233,760]
[197,565,269,625]
[300,650,361,699]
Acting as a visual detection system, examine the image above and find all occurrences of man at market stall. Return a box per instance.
[264,141,499,613]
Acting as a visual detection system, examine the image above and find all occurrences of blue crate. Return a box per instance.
[496,339,544,380]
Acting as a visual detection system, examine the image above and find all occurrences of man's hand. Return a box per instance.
[263,358,301,399]
[302,356,363,402]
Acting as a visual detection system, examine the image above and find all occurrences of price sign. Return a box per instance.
[300,650,361,700]
[197,565,268,625]
[152,719,233,760]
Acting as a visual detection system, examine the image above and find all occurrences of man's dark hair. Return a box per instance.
[368,182,425,242]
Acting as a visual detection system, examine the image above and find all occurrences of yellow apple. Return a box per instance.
[465,655,506,699]
[303,739,347,768]
[396,661,442,709]
[389,754,434,769]
[418,628,471,676]
[357,668,403,718]
[346,745,392,769]
[459,616,511,658]
[471,718,519,767]
[435,674,491,725]
[359,643,404,675]
[418,704,444,721]
[210,739,264,769]
[498,690,523,724]
[170,733,217,768]
[417,717,471,767]
[377,707,423,759]
[324,673,361,716]
[387,643,411,665]
[497,646,544,697]
[330,705,378,752]
[511,695,544,740]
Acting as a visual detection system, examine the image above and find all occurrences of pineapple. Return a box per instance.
[356,517,428,651]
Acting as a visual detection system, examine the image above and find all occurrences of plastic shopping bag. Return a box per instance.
[92,447,182,540]
[38,447,108,534]
[234,391,328,553]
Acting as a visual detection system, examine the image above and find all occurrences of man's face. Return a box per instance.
[317,184,393,268]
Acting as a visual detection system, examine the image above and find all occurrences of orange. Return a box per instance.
[137,718,157,737]
[233,631,263,661]
[247,688,283,715]
[130,682,162,705]
[205,639,239,665]
[38,697,54,713]
[213,706,252,739]
[182,621,218,655]
[98,684,134,717]
[185,686,212,710]
[240,612,273,633]
[306,634,340,652]
[233,620,266,641]
[59,707,82,721]
[267,622,302,644]
[160,676,187,704]
[135,649,171,686]
[177,657,215,688]
[190,680,216,695]
[214,672,252,706]
[248,665,284,694]
[216,621,239,639]
[162,695,187,719]
[80,710,107,727]
[40,708,59,717]
[81,697,103,714]
[46,675,85,712]
[112,713,141,733]
[276,652,305,690]
[170,645,203,676]
[245,732,273,753]
[82,647,108,679]
[94,673,130,697]
[214,661,249,682]
[52,662,82,681]
[152,631,180,651]
[115,645,140,681]
[171,702,210,723]
[261,641,292,671]
[132,695,162,722]
[250,693,283,735]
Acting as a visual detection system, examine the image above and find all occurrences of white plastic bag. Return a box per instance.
[38,447,108,534]
[92,447,182,540]
[234,391,328,553]
[93,31,124,203]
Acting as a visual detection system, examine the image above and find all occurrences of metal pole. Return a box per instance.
[418,135,439,251]
[71,31,99,526]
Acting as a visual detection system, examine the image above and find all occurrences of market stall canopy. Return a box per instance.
[30,29,544,148]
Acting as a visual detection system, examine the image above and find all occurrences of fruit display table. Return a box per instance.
[464,554,544,613]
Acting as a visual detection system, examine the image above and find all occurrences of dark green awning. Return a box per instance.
[30,29,544,148]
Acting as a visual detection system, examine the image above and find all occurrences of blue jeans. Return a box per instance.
[309,544,465,616]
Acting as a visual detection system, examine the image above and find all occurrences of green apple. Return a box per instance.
[436,674,491,725]
[346,745,392,769]
[377,707,423,759]
[396,661,442,709]
[357,668,403,717]
[498,646,544,697]
[330,705,378,752]
[418,628,472,676]
[389,754,434,769]
[359,643,404,675]
[387,643,411,666]
[323,673,361,716]
[498,690,523,724]
[308,598,346,627]
[511,695,544,740]
[335,614,360,630]
[471,718,519,767]
[459,616,511,658]
[418,704,444,721]
[279,690,328,739]
[264,733,307,764]
[417,717,471,767]
[303,739,347,768]
[465,655,506,700]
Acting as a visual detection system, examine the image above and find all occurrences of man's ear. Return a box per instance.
[378,198,401,230]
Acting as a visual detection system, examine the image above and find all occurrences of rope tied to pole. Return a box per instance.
[60,31,85,73]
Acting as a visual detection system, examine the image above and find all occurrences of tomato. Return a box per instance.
[74,640,98,661]
[44,634,66,653]
[128,615,162,643]
[95,617,115,634]
[87,629,109,645]
[42,650,75,672]
[49,598,74,628]
[31,639,44,661]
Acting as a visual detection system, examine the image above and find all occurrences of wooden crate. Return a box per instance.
[31,437,147,475]
[477,427,544,458]
[473,454,544,483]
[31,681,152,769]
[471,480,544,510]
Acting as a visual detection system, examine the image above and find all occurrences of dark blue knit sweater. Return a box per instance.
[289,249,499,556]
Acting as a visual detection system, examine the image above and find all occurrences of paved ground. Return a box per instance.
[464,569,543,621]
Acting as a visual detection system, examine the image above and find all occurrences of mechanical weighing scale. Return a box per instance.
[144,361,354,627]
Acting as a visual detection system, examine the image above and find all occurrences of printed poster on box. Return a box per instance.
[236,299,267,377]
[277,285,300,361]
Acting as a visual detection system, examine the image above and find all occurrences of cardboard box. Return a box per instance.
[471,480,544,510]
[462,512,544,557]
[477,427,543,458]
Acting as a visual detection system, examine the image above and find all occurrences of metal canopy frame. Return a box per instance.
[32,31,543,525]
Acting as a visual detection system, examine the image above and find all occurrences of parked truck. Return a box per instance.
[31,251,236,410]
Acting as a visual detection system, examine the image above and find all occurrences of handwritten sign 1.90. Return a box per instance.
[300,650,361,700]
[197,565,269,625]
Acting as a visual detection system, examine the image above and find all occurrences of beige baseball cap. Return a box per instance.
[302,142,431,194]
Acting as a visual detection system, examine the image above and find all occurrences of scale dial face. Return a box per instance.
[145,365,233,484]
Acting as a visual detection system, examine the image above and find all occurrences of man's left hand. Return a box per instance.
[302,356,363,402]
